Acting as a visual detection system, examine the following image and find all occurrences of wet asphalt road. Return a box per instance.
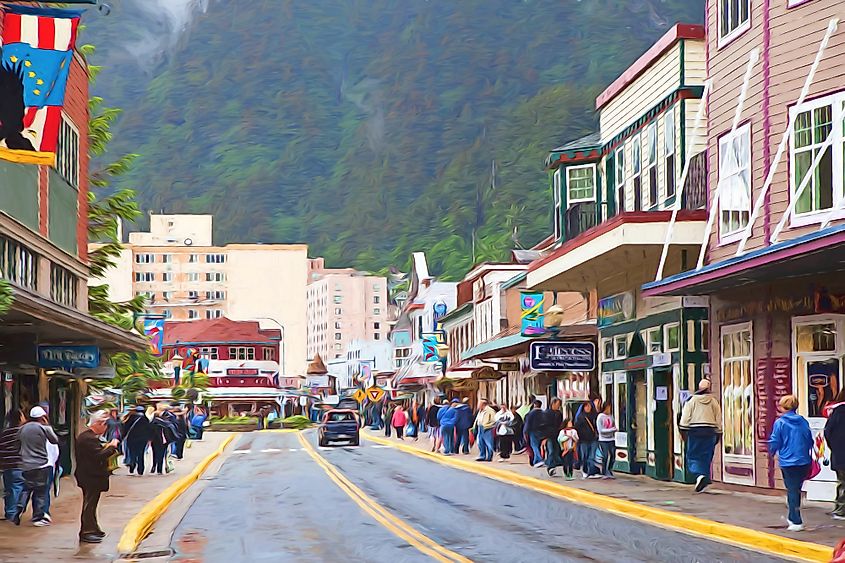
[169,431,788,563]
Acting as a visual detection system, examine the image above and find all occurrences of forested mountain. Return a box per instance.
[84,0,703,279]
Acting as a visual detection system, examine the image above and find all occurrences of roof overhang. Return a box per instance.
[526,211,707,292]
[642,224,845,297]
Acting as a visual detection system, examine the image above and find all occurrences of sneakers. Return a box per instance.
[587,474,603,479]
[787,520,805,532]
[565,475,575,481]
[833,514,845,521]
[547,467,556,477]
[695,475,711,493]
[79,533,103,544]
[532,461,545,468]
[32,518,50,527]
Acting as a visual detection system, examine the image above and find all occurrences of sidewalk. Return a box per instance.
[0,432,233,562]
[363,429,845,550]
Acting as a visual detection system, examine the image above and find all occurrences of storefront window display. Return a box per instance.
[721,322,754,485]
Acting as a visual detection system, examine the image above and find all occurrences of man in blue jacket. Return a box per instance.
[454,398,474,455]
[522,400,544,467]
[438,399,459,455]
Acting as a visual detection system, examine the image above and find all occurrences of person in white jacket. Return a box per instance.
[494,406,515,461]
[596,402,618,478]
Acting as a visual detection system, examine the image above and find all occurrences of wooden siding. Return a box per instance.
[706,0,845,264]
[600,43,682,143]
[684,39,707,85]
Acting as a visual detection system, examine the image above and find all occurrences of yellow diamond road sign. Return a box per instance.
[366,386,385,403]
[352,389,366,403]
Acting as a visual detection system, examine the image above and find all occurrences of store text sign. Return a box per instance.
[38,345,100,369]
[529,341,595,371]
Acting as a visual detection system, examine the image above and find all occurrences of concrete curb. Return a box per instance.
[117,434,236,555]
[363,432,832,563]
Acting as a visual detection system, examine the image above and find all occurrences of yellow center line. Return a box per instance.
[296,433,472,563]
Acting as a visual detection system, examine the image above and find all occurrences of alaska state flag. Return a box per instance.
[0,5,82,165]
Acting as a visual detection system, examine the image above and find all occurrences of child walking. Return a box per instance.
[558,419,579,481]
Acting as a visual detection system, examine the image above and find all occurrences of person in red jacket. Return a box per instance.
[391,405,408,440]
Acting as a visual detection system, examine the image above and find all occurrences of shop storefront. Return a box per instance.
[598,291,708,482]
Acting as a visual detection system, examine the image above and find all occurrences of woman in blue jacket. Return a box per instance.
[768,395,814,532]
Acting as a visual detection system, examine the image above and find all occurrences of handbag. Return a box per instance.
[107,452,120,473]
[808,458,822,480]
[405,422,417,437]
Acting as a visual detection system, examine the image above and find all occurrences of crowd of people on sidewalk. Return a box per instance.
[367,378,845,536]
[0,401,209,544]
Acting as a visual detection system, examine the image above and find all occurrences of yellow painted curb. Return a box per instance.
[363,432,832,563]
[117,434,236,555]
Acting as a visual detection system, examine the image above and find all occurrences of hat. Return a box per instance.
[29,406,47,419]
[698,378,711,391]
[135,405,145,412]
[451,398,459,403]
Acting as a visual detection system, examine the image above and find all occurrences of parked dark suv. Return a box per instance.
[318,409,360,446]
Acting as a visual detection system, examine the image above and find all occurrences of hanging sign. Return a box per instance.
[598,292,635,328]
[529,341,595,371]
[520,292,546,336]
[142,317,165,357]
[421,332,443,363]
[0,6,82,165]
[38,345,99,369]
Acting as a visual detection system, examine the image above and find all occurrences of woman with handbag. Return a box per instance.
[769,395,814,532]
[494,405,515,461]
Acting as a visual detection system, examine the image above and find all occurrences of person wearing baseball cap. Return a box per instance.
[12,406,59,526]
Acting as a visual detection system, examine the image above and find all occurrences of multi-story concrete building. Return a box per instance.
[91,214,308,374]
[306,257,388,362]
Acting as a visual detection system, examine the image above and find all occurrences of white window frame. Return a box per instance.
[161,254,173,264]
[601,337,614,361]
[718,123,752,242]
[188,309,198,319]
[717,0,751,49]
[614,147,625,214]
[553,168,563,238]
[646,327,662,354]
[134,272,154,282]
[565,163,597,205]
[187,272,200,282]
[200,347,218,360]
[664,323,681,352]
[645,122,658,208]
[788,93,844,226]
[720,321,755,485]
[632,133,642,211]
[612,334,628,360]
[56,114,79,189]
[205,309,223,319]
[664,108,676,202]
[162,272,173,283]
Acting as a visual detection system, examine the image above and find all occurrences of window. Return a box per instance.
[566,164,596,203]
[645,123,658,207]
[206,290,226,300]
[613,335,627,360]
[0,237,37,290]
[721,322,754,482]
[374,333,381,340]
[335,343,342,351]
[334,295,342,304]
[374,308,381,315]
[664,323,681,352]
[189,254,198,263]
[790,96,840,217]
[701,321,710,351]
[632,134,642,211]
[374,296,381,304]
[373,284,380,291]
[614,147,625,214]
[135,272,155,282]
[187,272,200,282]
[161,254,173,263]
[162,272,173,282]
[206,272,225,282]
[719,0,750,45]
[718,123,751,238]
[664,109,676,200]
[205,309,223,319]
[335,321,342,329]
[188,290,199,299]
[56,117,79,188]
[200,347,219,360]
[135,254,154,264]
[335,307,342,315]
[188,309,199,319]
[163,309,172,318]
[163,291,173,301]
[374,322,380,330]
[206,254,226,263]
[335,333,342,340]
[263,347,275,361]
[553,168,563,238]
[229,347,255,360]
[602,338,614,361]
[50,265,77,308]
[646,327,662,354]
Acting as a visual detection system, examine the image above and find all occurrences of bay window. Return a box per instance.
[718,123,751,239]
[566,164,596,203]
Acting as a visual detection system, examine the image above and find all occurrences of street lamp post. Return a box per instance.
[253,317,286,375]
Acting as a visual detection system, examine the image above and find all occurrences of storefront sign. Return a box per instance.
[520,292,546,336]
[623,356,648,370]
[651,352,671,367]
[529,341,595,371]
[38,345,99,369]
[655,386,668,401]
[598,292,635,328]
[755,357,792,452]
[227,368,259,376]
[495,361,520,372]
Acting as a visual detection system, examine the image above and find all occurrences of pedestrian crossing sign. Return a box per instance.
[352,389,366,403]
[366,386,385,403]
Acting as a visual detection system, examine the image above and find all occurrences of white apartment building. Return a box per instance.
[90,214,308,374]
[306,258,388,362]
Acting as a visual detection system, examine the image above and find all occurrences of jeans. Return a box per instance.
[191,425,204,440]
[152,442,167,474]
[43,467,55,515]
[578,441,598,476]
[457,428,470,454]
[18,467,50,521]
[599,441,616,476]
[781,464,810,525]
[172,438,186,459]
[545,437,562,469]
[529,432,544,465]
[127,441,147,475]
[836,469,845,517]
[2,469,23,520]
[478,427,494,461]
[686,427,718,478]
[384,420,392,437]
[80,487,102,536]
[442,426,455,454]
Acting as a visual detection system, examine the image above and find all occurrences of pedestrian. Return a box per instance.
[596,401,618,478]
[769,395,814,532]
[172,407,189,460]
[407,401,420,440]
[0,409,25,521]
[824,391,845,521]
[541,398,564,477]
[383,403,396,438]
[124,406,152,476]
[438,399,459,454]
[558,419,579,481]
[416,401,427,436]
[574,401,599,479]
[13,406,59,526]
[523,400,544,467]
[75,411,120,543]
[474,399,496,462]
[150,404,176,475]
[510,404,525,453]
[190,406,208,440]
[454,398,473,454]
[679,378,722,492]
[371,401,384,431]
[426,400,442,452]
[43,430,60,521]
[495,405,515,461]
[391,404,407,440]
[516,395,535,422]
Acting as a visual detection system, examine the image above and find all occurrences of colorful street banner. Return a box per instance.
[598,291,636,328]
[432,301,448,332]
[520,292,546,336]
[0,6,82,165]
[142,317,165,357]
[421,332,443,363]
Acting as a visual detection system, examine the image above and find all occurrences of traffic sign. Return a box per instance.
[366,386,385,402]
[352,389,366,403]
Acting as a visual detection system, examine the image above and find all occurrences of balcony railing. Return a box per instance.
[681,151,707,210]
[564,201,599,241]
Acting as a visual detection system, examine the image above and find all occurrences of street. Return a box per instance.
[168,432,786,562]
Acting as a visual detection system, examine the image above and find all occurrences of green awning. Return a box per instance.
[461,333,533,362]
